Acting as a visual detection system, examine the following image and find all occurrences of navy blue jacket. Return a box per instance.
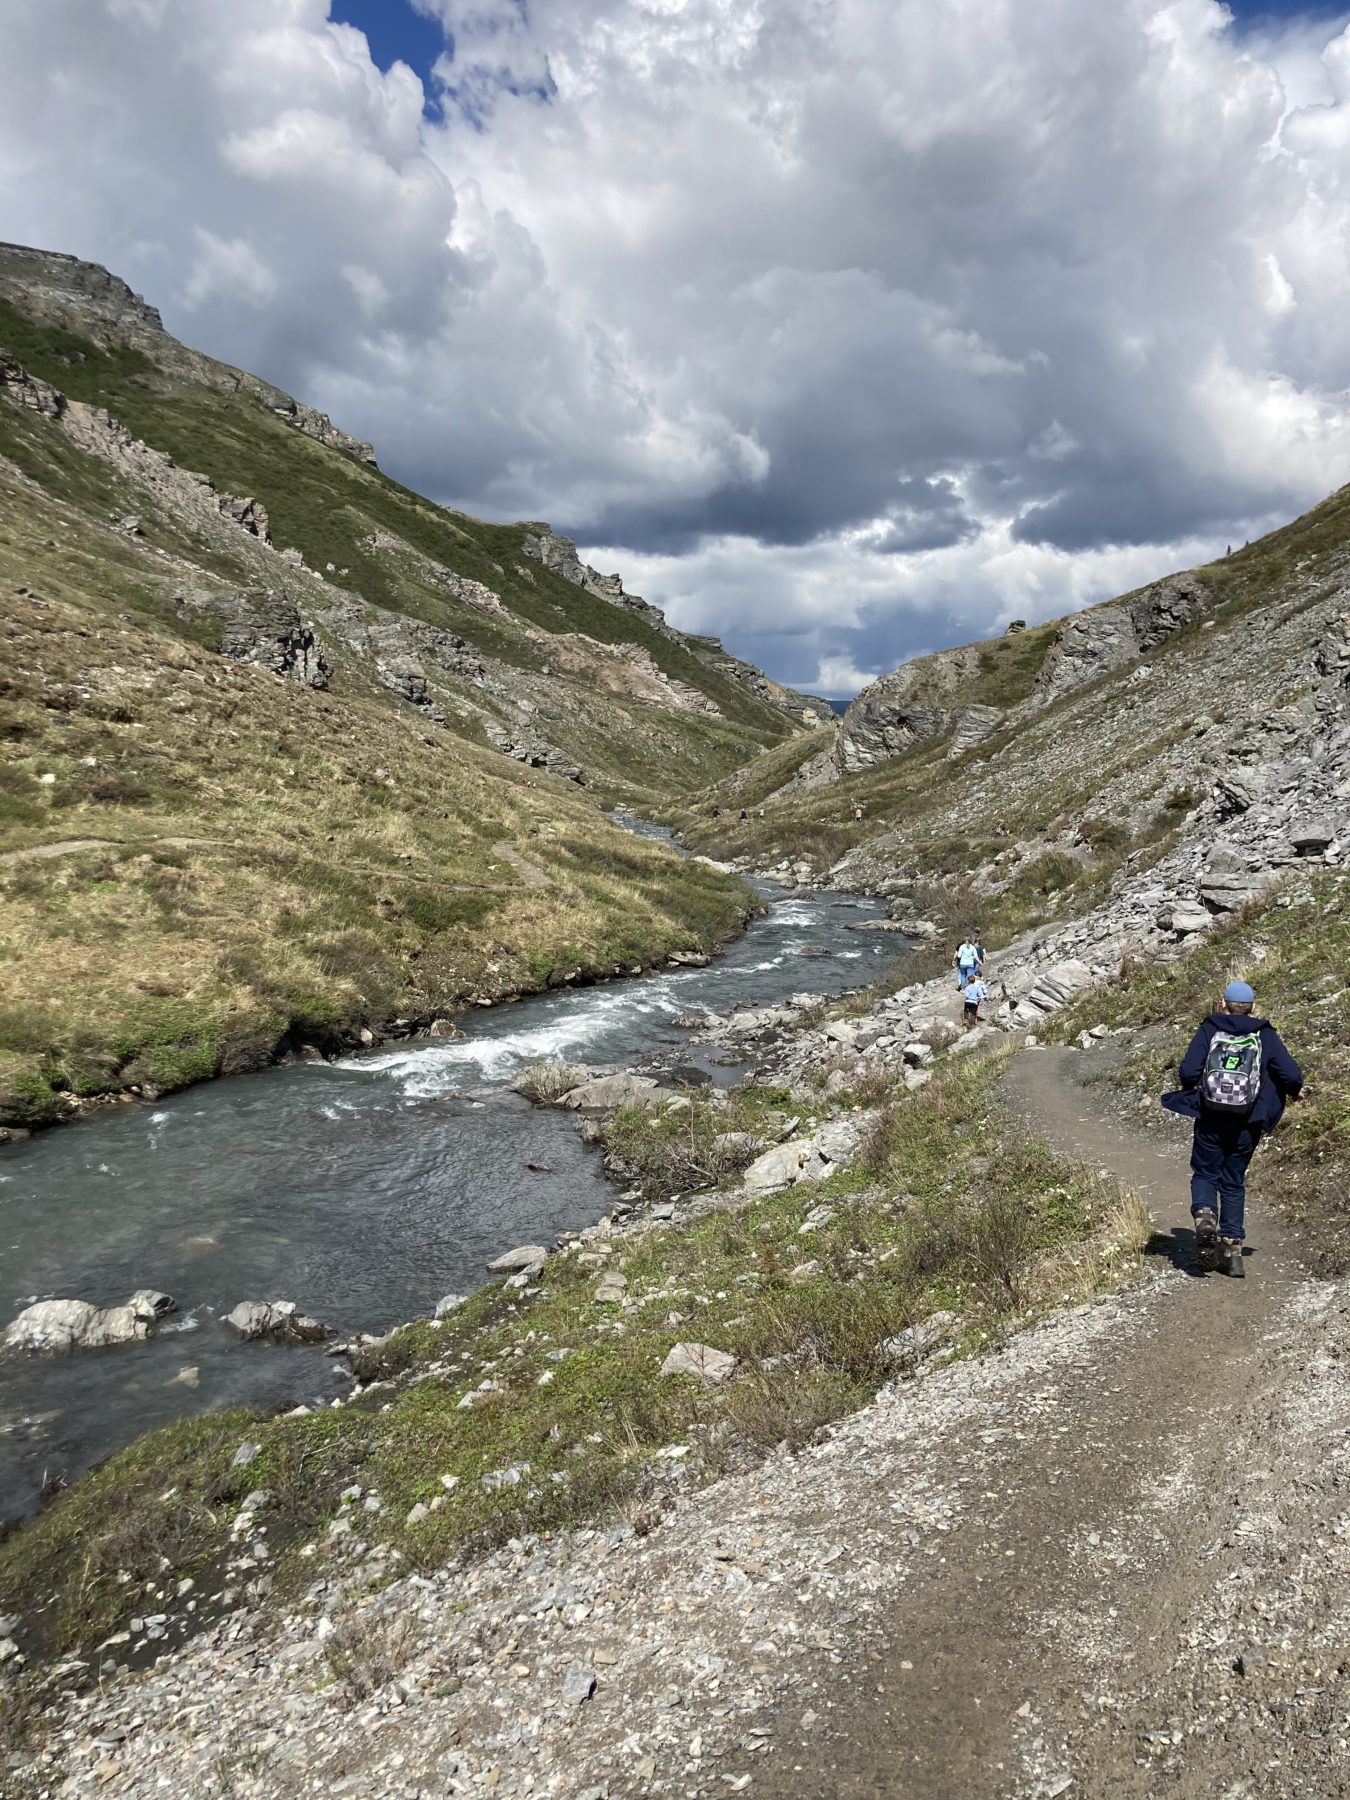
[1161,1013,1303,1132]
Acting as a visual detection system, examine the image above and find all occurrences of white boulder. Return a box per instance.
[660,1342,738,1384]
[4,1290,175,1353]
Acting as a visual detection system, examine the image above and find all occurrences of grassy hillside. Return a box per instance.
[0,291,792,744]
[0,249,816,1127]
[0,578,756,1128]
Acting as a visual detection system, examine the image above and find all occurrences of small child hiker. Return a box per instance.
[1161,979,1304,1278]
[961,972,988,1029]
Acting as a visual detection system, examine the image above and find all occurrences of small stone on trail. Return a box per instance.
[562,1665,597,1705]
[231,1441,261,1469]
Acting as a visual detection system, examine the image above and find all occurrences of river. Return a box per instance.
[0,838,891,1519]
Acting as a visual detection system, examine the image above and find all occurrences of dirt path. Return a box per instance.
[763,1046,1342,1799]
[0,835,221,866]
[491,838,552,888]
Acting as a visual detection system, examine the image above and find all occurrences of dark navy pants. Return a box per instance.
[1190,1117,1261,1242]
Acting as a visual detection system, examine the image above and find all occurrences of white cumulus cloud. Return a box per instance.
[2,0,1350,693]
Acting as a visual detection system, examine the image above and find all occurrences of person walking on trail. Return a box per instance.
[1162,979,1304,1279]
[961,971,988,1030]
[953,935,981,990]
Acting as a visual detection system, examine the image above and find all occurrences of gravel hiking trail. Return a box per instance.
[770,1045,1346,1800]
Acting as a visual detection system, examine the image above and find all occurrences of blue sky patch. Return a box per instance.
[1225,0,1348,23]
[330,0,446,88]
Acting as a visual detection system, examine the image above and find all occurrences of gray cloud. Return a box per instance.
[2,0,1349,694]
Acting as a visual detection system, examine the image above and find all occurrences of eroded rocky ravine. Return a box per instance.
[0,866,890,1521]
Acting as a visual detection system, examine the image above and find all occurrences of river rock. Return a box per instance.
[660,1342,738,1384]
[561,1074,663,1113]
[486,1245,550,1274]
[4,1289,175,1353]
[224,1300,333,1344]
[891,917,940,939]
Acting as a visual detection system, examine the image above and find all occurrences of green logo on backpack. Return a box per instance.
[1200,1031,1262,1111]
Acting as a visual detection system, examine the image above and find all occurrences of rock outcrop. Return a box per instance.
[4,1289,175,1353]
[1029,574,1210,709]
[835,643,988,774]
[0,242,377,466]
[485,724,583,783]
[947,704,1005,759]
[0,352,65,418]
[831,571,1212,780]
[175,587,329,688]
[522,527,828,723]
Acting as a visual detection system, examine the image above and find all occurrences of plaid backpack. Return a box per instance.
[1200,1029,1262,1112]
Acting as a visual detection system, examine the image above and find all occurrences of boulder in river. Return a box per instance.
[561,1073,664,1113]
[4,1289,175,1353]
[509,1061,593,1104]
[224,1300,333,1344]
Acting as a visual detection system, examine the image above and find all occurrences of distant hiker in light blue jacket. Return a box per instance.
[953,935,981,990]
[1161,980,1304,1279]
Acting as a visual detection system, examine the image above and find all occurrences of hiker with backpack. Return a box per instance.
[1162,980,1304,1278]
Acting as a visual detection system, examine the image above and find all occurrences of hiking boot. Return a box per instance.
[1222,1239,1246,1279]
[1193,1208,1219,1272]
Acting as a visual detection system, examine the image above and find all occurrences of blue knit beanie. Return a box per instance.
[1223,980,1255,1004]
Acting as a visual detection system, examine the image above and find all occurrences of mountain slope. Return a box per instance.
[0,243,819,1127]
[681,480,1350,944]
